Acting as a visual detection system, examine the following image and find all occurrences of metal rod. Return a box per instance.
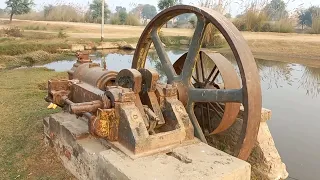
[210,70,220,85]
[101,0,105,41]
[151,29,177,83]
[201,103,205,131]
[207,103,210,130]
[187,102,207,143]
[200,51,205,82]
[181,17,207,84]
[189,88,243,103]
[204,65,217,87]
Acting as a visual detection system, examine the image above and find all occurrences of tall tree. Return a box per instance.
[0,9,5,16]
[43,4,54,19]
[5,0,33,23]
[141,4,157,20]
[263,0,288,21]
[116,6,128,24]
[158,0,182,27]
[130,4,144,17]
[158,0,181,11]
[88,0,111,23]
[298,6,320,30]
[116,6,126,14]
[308,6,320,18]
[298,9,312,30]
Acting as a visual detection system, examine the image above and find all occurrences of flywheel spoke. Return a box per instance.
[186,102,207,143]
[203,65,217,87]
[189,88,243,103]
[181,17,208,84]
[151,29,177,83]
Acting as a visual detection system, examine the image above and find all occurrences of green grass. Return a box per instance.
[24,25,47,31]
[0,68,73,179]
[0,39,70,56]
[0,50,71,69]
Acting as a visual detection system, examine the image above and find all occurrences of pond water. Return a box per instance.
[43,49,320,180]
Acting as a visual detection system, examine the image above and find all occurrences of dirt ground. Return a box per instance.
[1,18,319,65]
[2,18,320,41]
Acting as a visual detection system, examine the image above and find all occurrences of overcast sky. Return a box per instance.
[1,0,320,16]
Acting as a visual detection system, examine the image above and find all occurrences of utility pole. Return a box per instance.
[101,0,105,41]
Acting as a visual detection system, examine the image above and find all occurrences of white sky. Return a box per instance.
[1,0,320,16]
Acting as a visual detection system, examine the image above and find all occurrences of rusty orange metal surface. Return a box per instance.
[92,108,119,141]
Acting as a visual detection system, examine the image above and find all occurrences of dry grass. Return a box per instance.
[0,18,194,38]
[0,68,73,179]
[0,50,68,69]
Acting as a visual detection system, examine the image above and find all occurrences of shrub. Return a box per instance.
[202,24,225,47]
[125,14,141,26]
[0,42,69,56]
[44,5,84,22]
[158,31,190,46]
[233,10,268,32]
[1,27,23,37]
[245,10,268,31]
[57,30,68,38]
[261,23,272,32]
[309,17,320,34]
[272,19,294,33]
[159,31,172,45]
[21,50,53,65]
[110,15,121,25]
[233,18,246,31]
[24,25,47,31]
[24,32,55,40]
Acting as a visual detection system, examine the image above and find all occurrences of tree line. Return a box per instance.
[2,0,320,33]
[233,0,320,34]
[2,0,158,26]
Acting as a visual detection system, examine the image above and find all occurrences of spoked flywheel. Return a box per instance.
[132,5,262,160]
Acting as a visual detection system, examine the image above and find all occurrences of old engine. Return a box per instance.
[46,5,262,161]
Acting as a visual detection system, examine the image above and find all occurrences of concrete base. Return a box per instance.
[44,112,251,180]
[207,108,288,180]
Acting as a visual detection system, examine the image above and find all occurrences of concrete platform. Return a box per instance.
[44,112,251,180]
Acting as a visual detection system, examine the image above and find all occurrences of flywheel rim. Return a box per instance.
[131,5,262,160]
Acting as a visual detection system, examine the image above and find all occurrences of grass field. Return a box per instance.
[0,68,74,179]
[1,18,320,65]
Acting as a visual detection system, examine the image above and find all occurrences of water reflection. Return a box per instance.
[256,59,320,97]
[42,50,320,97]
[220,53,320,97]
[256,59,295,89]
[299,66,320,97]
[147,50,167,81]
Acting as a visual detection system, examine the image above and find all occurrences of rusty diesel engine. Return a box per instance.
[46,52,194,156]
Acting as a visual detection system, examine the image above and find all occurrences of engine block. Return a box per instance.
[46,52,194,157]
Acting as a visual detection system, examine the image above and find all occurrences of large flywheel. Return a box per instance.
[131,5,262,160]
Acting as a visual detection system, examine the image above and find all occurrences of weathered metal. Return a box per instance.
[174,51,241,135]
[46,60,194,156]
[68,51,92,79]
[131,5,262,160]
[91,108,119,141]
[46,5,262,161]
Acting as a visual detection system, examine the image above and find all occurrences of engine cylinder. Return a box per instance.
[73,63,118,90]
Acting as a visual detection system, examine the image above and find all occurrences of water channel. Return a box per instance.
[42,49,320,180]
